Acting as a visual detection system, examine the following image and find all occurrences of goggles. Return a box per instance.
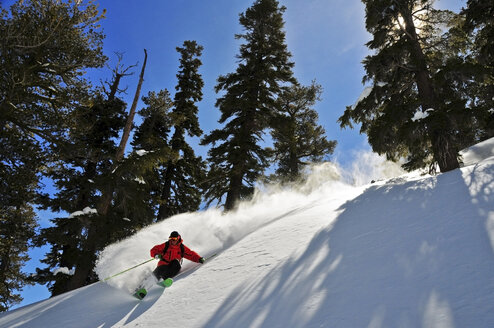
[169,237,179,241]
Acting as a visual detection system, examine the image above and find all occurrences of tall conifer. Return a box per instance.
[158,41,205,220]
[0,0,105,306]
[463,0,494,139]
[270,82,337,181]
[131,89,175,220]
[339,0,468,172]
[34,92,127,295]
[0,128,38,311]
[201,0,295,209]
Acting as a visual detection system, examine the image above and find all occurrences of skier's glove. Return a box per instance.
[198,257,205,264]
[154,254,162,260]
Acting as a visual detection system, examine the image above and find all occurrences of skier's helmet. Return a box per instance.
[169,231,180,239]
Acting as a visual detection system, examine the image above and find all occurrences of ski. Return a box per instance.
[157,277,173,288]
[133,277,173,300]
[133,253,217,300]
[133,287,148,300]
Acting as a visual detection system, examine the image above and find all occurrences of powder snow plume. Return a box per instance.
[95,160,365,293]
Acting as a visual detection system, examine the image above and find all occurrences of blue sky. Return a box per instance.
[93,0,373,166]
[89,0,464,165]
[4,0,465,310]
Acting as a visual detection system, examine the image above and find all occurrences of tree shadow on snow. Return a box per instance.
[204,167,494,327]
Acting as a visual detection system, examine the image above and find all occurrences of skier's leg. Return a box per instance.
[152,264,169,280]
[152,260,182,281]
[167,259,181,278]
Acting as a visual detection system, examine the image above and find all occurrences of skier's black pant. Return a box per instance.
[153,259,181,280]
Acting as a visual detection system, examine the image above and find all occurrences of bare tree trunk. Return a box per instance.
[98,49,148,216]
[108,73,124,101]
[115,49,148,163]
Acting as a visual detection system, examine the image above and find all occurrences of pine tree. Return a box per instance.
[201,0,295,209]
[0,0,105,306]
[0,0,106,143]
[35,49,166,293]
[158,41,206,220]
[131,89,176,220]
[339,0,468,173]
[270,82,337,182]
[0,127,38,311]
[34,91,128,295]
[0,206,37,312]
[62,50,150,293]
[462,0,494,140]
[464,0,494,66]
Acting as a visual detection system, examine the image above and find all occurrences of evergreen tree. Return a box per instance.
[0,0,106,143]
[0,205,37,312]
[0,127,38,311]
[133,90,174,156]
[34,91,128,295]
[464,0,494,66]
[462,0,494,140]
[131,89,176,220]
[35,51,165,294]
[60,51,151,293]
[201,0,295,209]
[0,0,105,305]
[339,0,468,173]
[270,82,337,181]
[157,41,205,220]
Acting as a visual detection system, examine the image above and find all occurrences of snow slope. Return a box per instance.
[1,139,494,328]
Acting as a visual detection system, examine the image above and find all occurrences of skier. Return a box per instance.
[150,231,205,282]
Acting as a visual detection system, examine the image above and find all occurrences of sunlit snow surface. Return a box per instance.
[1,139,494,328]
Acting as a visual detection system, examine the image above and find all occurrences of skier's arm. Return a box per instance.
[150,243,165,258]
[183,244,201,263]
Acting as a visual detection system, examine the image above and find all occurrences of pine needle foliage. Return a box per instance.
[201,0,295,209]
[270,82,337,182]
[339,0,481,173]
[0,0,106,307]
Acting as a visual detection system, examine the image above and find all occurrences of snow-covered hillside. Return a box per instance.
[1,139,494,328]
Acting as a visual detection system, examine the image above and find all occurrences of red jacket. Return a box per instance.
[150,239,201,267]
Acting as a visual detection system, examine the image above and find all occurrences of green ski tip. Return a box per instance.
[158,278,173,288]
[134,288,147,300]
